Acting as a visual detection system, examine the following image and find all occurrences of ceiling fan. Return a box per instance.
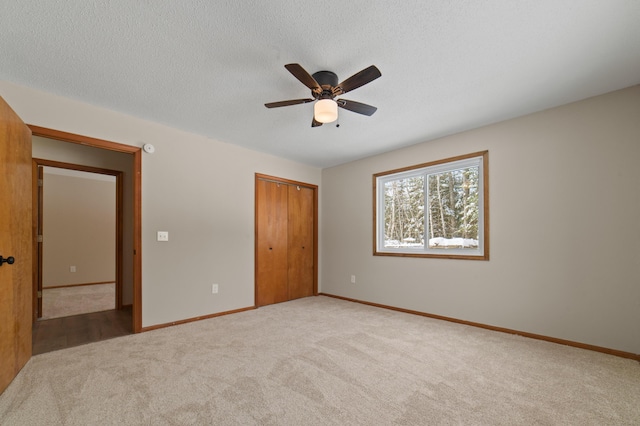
[265,63,381,127]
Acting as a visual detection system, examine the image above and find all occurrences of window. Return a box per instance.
[374,151,488,260]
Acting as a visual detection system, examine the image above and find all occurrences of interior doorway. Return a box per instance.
[34,161,120,320]
[28,126,142,354]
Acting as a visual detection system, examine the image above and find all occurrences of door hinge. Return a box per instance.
[37,291,42,298]
[38,179,43,187]
[37,235,43,243]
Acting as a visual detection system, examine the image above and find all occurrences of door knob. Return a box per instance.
[0,256,15,266]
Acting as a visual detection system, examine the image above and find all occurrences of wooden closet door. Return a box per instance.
[287,185,314,300]
[255,180,289,306]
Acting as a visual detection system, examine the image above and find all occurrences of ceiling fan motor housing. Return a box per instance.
[312,71,338,99]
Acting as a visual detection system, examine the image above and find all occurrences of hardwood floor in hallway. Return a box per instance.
[32,308,132,355]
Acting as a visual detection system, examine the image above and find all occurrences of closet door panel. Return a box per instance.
[287,185,314,300]
[256,180,289,306]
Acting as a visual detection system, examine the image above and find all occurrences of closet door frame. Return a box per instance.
[254,173,318,307]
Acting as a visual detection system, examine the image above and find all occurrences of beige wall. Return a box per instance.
[4,80,638,354]
[321,85,640,354]
[42,171,115,287]
[1,81,322,327]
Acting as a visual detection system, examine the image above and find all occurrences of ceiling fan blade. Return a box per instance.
[265,98,314,108]
[285,63,321,91]
[336,99,377,116]
[311,117,323,127]
[337,65,381,94]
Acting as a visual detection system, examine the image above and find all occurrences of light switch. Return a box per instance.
[157,231,169,241]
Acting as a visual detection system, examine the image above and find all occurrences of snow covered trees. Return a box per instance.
[375,151,487,258]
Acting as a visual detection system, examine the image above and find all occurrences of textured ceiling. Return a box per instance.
[2,1,640,168]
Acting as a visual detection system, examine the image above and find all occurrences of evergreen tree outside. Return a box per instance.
[427,166,479,243]
[383,165,479,249]
[384,176,424,246]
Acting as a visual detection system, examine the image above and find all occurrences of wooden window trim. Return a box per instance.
[372,151,489,260]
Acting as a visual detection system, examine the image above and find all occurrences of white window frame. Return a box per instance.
[374,151,489,260]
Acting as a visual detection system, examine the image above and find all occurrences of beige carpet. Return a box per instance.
[1,296,639,425]
[42,283,115,319]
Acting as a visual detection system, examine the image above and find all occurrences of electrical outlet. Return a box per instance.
[70,266,77,273]
[212,284,219,294]
[351,275,356,284]
[157,231,169,241]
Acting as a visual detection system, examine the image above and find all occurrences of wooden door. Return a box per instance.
[255,179,289,306]
[287,185,314,300]
[0,96,33,394]
[255,175,317,307]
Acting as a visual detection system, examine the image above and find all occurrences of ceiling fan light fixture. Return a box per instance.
[314,99,338,123]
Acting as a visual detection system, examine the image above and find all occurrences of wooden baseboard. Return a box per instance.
[140,306,256,332]
[320,293,640,362]
[44,281,115,290]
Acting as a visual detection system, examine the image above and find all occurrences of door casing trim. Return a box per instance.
[32,158,123,319]
[29,125,142,332]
